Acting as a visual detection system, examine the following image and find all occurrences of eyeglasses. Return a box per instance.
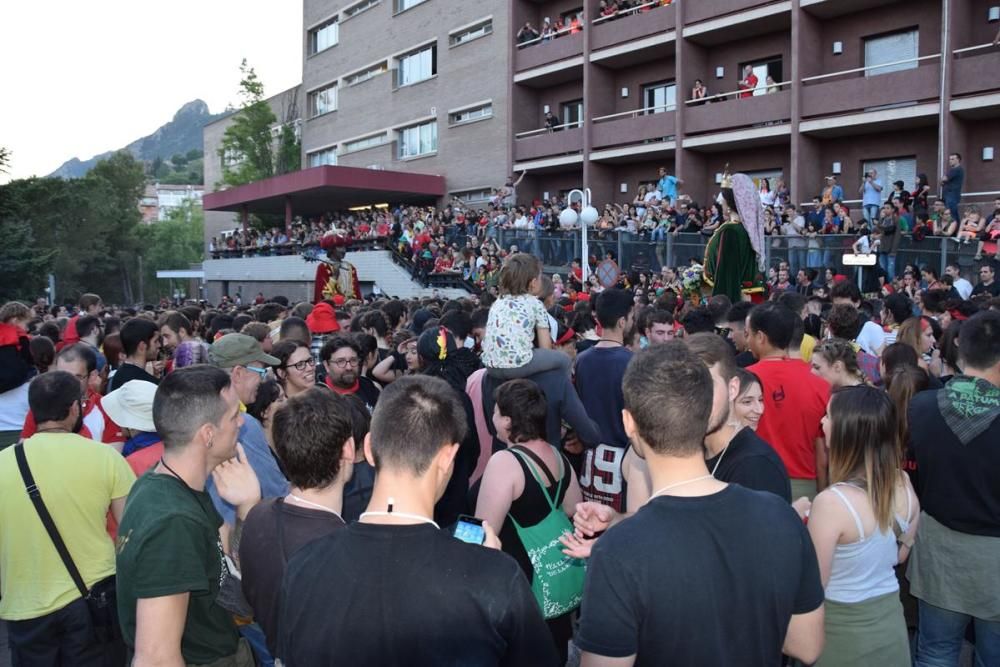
[283,357,317,372]
[329,357,360,368]
[243,365,269,379]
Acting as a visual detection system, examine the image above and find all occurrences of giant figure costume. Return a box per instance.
[313,232,361,302]
[703,172,767,302]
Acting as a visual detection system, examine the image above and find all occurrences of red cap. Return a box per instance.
[332,294,346,306]
[306,302,340,334]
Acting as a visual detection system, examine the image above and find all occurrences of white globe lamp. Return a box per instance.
[559,207,579,227]
[580,205,600,227]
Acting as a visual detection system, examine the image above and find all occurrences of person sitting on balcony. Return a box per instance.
[765,75,779,94]
[738,65,758,98]
[552,17,565,36]
[691,79,708,105]
[544,110,559,132]
[516,22,539,45]
[540,18,554,41]
[598,0,617,18]
[957,206,985,245]
[569,14,583,34]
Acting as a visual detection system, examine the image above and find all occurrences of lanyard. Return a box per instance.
[359,511,440,530]
[286,493,343,521]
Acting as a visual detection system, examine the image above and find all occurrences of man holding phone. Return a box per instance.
[277,376,557,666]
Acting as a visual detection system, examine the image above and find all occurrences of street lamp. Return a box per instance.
[558,188,599,283]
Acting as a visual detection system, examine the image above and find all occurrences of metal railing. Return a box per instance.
[592,0,668,25]
[801,53,940,83]
[952,42,997,56]
[494,229,988,282]
[515,122,582,139]
[516,25,579,49]
[684,80,792,104]
[593,103,675,123]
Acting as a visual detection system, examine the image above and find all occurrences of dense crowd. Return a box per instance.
[1,240,999,667]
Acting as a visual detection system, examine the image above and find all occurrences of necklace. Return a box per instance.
[598,338,624,346]
[360,497,439,529]
[158,458,209,518]
[287,493,343,520]
[710,445,729,477]
[649,474,715,499]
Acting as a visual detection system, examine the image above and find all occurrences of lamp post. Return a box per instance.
[558,188,600,283]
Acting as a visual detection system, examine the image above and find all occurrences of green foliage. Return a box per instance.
[0,151,147,304]
[276,124,301,176]
[219,59,279,187]
[0,146,10,174]
[136,200,204,302]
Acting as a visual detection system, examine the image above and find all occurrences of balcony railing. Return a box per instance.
[951,43,1000,98]
[684,86,792,135]
[515,122,582,139]
[593,103,675,122]
[800,55,941,118]
[592,104,677,150]
[683,80,791,105]
[591,0,670,25]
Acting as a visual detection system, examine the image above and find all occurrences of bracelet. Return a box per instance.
[897,536,915,549]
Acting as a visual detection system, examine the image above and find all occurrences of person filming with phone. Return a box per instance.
[277,375,557,666]
[476,379,585,663]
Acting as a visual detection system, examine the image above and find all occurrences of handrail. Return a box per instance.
[684,80,792,104]
[516,25,579,49]
[593,103,675,122]
[953,43,997,56]
[592,0,664,25]
[515,122,582,138]
[801,53,940,83]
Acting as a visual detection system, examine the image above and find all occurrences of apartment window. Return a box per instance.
[561,100,583,129]
[450,103,493,125]
[452,189,492,203]
[642,81,676,113]
[308,147,338,167]
[344,61,388,86]
[343,0,379,18]
[395,0,428,13]
[450,19,492,46]
[342,133,388,153]
[865,30,918,77]
[745,169,784,191]
[862,156,916,191]
[397,44,436,87]
[308,18,338,55]
[561,7,584,23]
[308,83,338,117]
[738,57,783,96]
[398,120,437,158]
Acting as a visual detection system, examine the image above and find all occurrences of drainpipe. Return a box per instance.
[937,0,950,188]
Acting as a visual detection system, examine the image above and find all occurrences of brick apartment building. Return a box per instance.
[204,0,1000,247]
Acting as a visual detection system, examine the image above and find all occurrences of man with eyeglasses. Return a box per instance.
[206,333,286,526]
[320,336,381,413]
[972,264,1000,298]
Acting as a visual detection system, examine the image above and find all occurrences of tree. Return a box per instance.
[136,200,204,302]
[0,146,10,175]
[219,59,279,187]
[0,216,53,301]
[185,148,204,161]
[170,153,189,169]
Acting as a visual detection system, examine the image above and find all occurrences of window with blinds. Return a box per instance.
[864,30,918,77]
[862,157,917,193]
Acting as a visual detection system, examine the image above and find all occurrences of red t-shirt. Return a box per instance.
[747,358,830,480]
[21,390,122,443]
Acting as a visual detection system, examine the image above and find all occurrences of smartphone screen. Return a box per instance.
[453,515,485,545]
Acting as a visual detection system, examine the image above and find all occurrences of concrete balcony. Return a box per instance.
[685,0,785,26]
[800,61,940,120]
[684,90,791,135]
[513,126,584,162]
[591,108,676,150]
[951,49,1000,98]
[514,32,584,75]
[591,4,676,54]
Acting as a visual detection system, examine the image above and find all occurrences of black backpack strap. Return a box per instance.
[509,445,558,488]
[14,444,89,599]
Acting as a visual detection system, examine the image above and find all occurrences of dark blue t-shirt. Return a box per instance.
[574,345,632,449]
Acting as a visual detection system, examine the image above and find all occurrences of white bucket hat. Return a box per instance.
[101,380,157,433]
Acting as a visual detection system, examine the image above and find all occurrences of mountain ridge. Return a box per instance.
[47,99,224,179]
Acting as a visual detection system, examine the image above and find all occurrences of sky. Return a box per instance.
[0,0,303,183]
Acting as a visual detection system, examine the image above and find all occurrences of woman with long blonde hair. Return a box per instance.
[808,386,919,666]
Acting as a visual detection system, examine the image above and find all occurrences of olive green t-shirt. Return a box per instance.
[115,472,239,664]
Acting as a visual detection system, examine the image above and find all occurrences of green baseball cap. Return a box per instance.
[209,333,279,369]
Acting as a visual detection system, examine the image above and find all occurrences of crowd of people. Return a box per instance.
[516,0,675,48]
[1,237,999,667]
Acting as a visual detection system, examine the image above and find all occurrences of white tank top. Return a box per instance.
[824,482,911,604]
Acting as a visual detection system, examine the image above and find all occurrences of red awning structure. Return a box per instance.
[203,165,446,216]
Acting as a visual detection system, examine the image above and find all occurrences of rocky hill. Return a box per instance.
[48,100,224,179]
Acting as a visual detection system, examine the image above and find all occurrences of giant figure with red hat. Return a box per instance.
[314,230,362,303]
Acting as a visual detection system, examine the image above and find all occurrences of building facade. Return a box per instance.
[139,183,205,224]
[511,0,1000,209]
[205,0,999,230]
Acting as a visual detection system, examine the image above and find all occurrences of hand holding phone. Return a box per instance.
[453,515,486,545]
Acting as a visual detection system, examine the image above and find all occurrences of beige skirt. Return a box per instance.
[815,591,910,667]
